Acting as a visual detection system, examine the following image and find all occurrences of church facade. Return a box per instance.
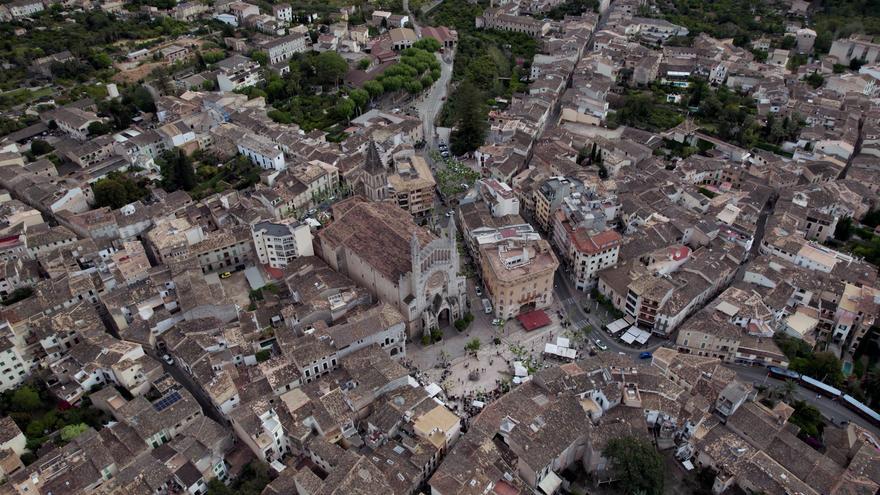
[318,197,466,339]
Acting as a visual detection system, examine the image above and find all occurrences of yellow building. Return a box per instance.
[480,238,559,320]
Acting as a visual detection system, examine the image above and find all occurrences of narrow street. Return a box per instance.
[415,49,454,148]
[145,348,227,425]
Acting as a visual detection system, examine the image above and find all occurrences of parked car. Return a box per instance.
[491,318,502,326]
[594,339,608,351]
[482,298,493,314]
[219,271,232,279]
[475,286,483,296]
[639,351,653,359]
[162,354,174,365]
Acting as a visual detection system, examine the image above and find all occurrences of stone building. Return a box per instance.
[318,197,466,338]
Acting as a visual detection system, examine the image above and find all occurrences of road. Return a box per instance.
[402,0,422,37]
[146,348,227,425]
[731,365,879,436]
[415,50,454,148]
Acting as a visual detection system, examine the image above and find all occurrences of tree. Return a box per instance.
[123,85,156,113]
[806,71,825,89]
[449,82,488,156]
[404,79,423,94]
[29,139,53,156]
[413,37,441,52]
[775,379,798,403]
[781,35,797,49]
[791,351,844,387]
[60,423,89,442]
[334,98,355,123]
[603,436,664,495]
[465,338,481,354]
[789,400,824,438]
[158,149,196,192]
[93,178,129,209]
[313,51,348,88]
[250,50,268,66]
[90,51,113,69]
[850,57,867,71]
[87,121,111,136]
[834,216,853,241]
[348,88,369,112]
[364,80,384,99]
[10,386,43,412]
[358,58,371,70]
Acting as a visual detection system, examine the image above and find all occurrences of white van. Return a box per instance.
[482,298,493,314]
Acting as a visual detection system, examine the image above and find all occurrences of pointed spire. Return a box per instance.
[364,140,385,174]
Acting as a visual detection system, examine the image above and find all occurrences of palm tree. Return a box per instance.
[438,349,450,367]
[775,379,798,403]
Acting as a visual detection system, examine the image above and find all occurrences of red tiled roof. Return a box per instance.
[571,228,621,255]
[517,310,551,331]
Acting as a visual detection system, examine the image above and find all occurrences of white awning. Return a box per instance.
[544,343,576,360]
[607,318,629,334]
[621,330,637,344]
[424,383,442,397]
[538,471,563,494]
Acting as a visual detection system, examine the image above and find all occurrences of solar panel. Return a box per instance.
[153,391,182,412]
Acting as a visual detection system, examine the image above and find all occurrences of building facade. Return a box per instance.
[252,220,314,269]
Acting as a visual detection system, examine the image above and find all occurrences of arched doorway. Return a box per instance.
[437,307,451,328]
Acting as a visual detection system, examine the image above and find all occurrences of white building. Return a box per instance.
[216,55,263,92]
[261,34,306,64]
[8,0,43,18]
[272,3,292,22]
[478,178,520,217]
[237,134,286,170]
[251,220,314,269]
[0,337,30,393]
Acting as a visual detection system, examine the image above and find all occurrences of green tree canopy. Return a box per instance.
[29,139,53,156]
[334,98,355,122]
[791,351,844,387]
[158,149,196,192]
[602,436,665,495]
[93,174,147,209]
[10,386,42,412]
[313,51,348,87]
[93,178,128,209]
[348,88,369,112]
[789,400,824,438]
[60,423,89,441]
[250,50,268,66]
[413,37,442,52]
[449,81,488,156]
[364,80,384,98]
[87,121,111,136]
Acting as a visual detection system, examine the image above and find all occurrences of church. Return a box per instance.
[317,196,467,339]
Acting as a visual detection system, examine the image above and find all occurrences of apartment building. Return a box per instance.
[480,238,558,320]
[237,133,286,171]
[251,220,314,269]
